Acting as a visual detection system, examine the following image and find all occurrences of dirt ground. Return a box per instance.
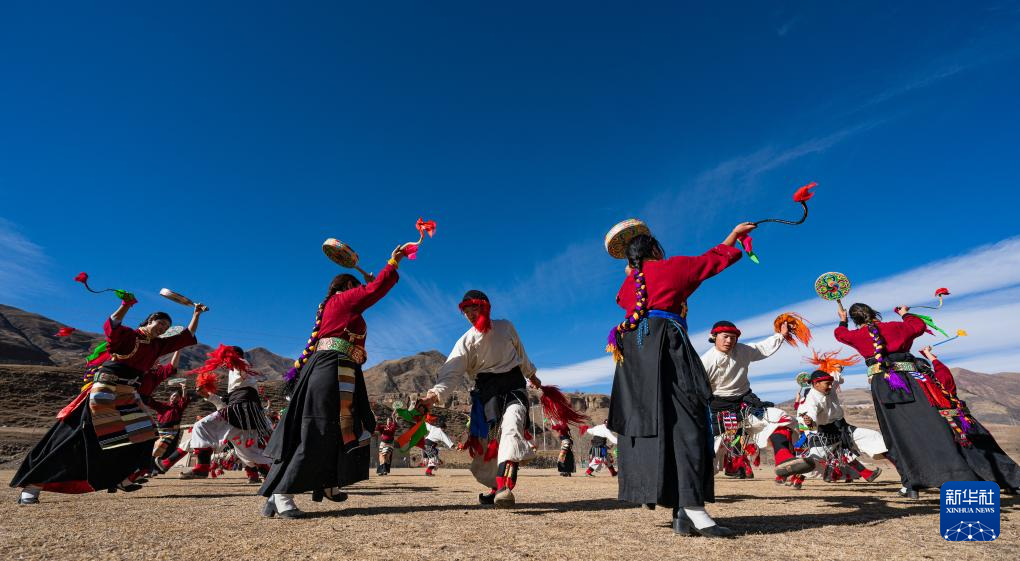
[1,467,1018,561]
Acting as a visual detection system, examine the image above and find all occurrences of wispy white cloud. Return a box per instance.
[539,236,1020,399]
[0,218,53,301]
[776,16,800,37]
[364,274,466,363]
[860,27,1020,110]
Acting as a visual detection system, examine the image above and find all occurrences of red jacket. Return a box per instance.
[616,244,742,316]
[318,263,399,344]
[833,314,928,358]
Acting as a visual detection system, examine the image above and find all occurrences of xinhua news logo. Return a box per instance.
[940,481,1000,541]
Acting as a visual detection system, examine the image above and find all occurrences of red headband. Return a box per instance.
[711,325,741,337]
[811,374,834,384]
[458,299,492,333]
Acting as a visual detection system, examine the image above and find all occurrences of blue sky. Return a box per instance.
[2,2,1019,399]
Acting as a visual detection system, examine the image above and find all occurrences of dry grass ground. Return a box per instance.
[2,467,1018,561]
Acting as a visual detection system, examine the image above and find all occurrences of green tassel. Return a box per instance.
[913,313,950,338]
[86,342,108,363]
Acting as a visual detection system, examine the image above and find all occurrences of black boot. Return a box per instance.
[262,498,306,519]
[897,486,920,499]
[672,509,736,538]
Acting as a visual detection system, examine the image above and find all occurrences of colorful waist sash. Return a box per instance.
[316,337,367,365]
[90,365,157,450]
[867,361,917,377]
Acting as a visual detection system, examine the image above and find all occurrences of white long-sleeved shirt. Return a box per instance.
[700,333,784,398]
[429,319,536,400]
[226,368,282,393]
[425,424,455,448]
[585,424,618,445]
[797,372,845,426]
[204,368,281,410]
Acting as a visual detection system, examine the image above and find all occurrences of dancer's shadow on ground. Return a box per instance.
[707,493,941,535]
[305,498,632,519]
[133,493,251,500]
[347,485,438,492]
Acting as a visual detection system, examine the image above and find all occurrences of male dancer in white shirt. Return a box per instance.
[422,290,540,508]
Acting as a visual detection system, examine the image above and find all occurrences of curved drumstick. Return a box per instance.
[753,201,809,226]
[753,182,816,226]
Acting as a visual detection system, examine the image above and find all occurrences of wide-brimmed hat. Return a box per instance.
[604,218,651,259]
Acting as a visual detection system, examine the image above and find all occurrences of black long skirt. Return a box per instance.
[260,350,375,496]
[609,317,714,508]
[558,449,576,474]
[9,401,152,493]
[873,370,1020,490]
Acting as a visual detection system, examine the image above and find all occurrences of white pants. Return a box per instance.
[588,456,613,472]
[470,403,532,488]
[189,412,272,467]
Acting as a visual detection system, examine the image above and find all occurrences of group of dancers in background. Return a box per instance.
[9,220,1020,539]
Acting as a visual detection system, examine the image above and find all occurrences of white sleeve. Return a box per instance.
[699,348,714,372]
[507,321,537,378]
[430,335,471,401]
[746,334,784,361]
[832,371,845,388]
[437,428,455,449]
[205,394,226,410]
[700,349,720,390]
[797,394,819,422]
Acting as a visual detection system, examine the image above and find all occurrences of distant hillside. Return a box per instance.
[778,370,1020,426]
[0,303,294,378]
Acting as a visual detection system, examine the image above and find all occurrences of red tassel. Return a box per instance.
[579,425,590,436]
[484,438,499,461]
[189,344,255,379]
[919,378,952,409]
[523,429,532,440]
[474,301,492,333]
[196,371,219,395]
[56,327,76,337]
[464,435,484,458]
[539,385,588,427]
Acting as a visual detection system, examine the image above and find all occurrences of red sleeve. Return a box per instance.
[341,263,400,314]
[103,317,135,346]
[901,314,928,338]
[679,244,742,285]
[834,325,853,345]
[156,329,198,356]
[152,363,178,385]
[931,359,957,395]
[147,400,174,415]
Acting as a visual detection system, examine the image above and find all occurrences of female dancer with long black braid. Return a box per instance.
[259,245,406,518]
[605,220,755,537]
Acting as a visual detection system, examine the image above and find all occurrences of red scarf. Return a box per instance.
[459,299,492,333]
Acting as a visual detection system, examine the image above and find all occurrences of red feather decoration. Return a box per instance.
[189,344,255,379]
[196,371,219,395]
[793,181,817,202]
[416,218,437,238]
[539,385,588,427]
